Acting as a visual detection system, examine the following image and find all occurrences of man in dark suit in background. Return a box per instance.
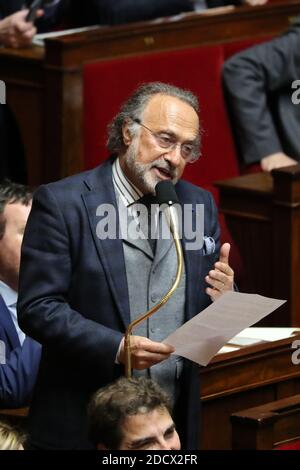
[0,1,269,39]
[0,2,43,182]
[0,181,41,407]
[18,82,234,450]
[223,16,300,172]
[0,1,43,47]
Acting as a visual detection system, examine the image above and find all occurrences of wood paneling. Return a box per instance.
[200,332,300,449]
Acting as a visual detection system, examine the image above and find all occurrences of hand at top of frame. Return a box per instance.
[0,9,43,49]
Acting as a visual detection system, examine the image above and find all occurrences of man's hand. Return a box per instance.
[118,336,174,370]
[242,0,268,5]
[261,152,298,172]
[205,242,234,302]
[0,10,43,49]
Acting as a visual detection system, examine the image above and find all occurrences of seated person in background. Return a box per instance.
[88,377,181,450]
[0,181,41,408]
[71,0,268,27]
[0,0,269,47]
[0,1,72,44]
[222,16,300,172]
[0,420,25,450]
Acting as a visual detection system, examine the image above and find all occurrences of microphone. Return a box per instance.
[124,181,183,378]
[155,180,180,239]
[155,180,179,205]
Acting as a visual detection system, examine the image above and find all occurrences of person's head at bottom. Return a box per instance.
[88,377,181,450]
[0,421,25,450]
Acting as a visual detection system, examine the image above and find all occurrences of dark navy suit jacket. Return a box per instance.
[18,158,220,449]
[223,16,300,165]
[0,294,41,408]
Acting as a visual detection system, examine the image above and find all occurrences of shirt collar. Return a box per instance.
[0,281,18,308]
[112,158,143,207]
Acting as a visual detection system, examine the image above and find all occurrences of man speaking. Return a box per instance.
[18,82,234,450]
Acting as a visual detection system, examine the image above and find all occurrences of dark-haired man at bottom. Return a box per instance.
[88,377,180,450]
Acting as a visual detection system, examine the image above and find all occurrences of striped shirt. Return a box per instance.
[112,157,143,207]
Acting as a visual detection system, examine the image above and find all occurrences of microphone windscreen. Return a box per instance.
[155,181,179,205]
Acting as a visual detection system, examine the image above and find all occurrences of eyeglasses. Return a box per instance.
[133,118,200,163]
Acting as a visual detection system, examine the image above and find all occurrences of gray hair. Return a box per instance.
[107,82,200,155]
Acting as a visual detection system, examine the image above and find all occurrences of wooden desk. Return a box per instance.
[1,1,300,184]
[231,394,300,449]
[200,330,300,449]
[1,332,299,449]
[216,165,300,327]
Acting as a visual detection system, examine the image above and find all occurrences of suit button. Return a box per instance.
[151,294,158,302]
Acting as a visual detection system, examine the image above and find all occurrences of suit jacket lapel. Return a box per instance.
[0,294,20,350]
[82,160,131,330]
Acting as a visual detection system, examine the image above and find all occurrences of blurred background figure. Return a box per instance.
[70,1,269,27]
[0,181,41,408]
[0,420,25,450]
[0,1,43,48]
[223,16,300,172]
[0,1,270,46]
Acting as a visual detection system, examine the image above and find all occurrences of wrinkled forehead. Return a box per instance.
[142,94,200,139]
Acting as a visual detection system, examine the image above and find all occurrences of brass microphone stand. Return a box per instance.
[124,204,183,378]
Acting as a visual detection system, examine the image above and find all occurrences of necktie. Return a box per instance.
[136,194,158,254]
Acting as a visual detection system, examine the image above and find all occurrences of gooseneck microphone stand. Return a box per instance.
[125,180,183,378]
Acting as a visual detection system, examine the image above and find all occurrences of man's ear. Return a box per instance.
[122,121,133,147]
[97,443,108,450]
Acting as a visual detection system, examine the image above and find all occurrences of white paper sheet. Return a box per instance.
[233,327,300,342]
[216,327,300,355]
[33,25,100,46]
[163,292,286,366]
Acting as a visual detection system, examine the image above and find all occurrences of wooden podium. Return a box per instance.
[1,330,300,450]
[200,329,300,449]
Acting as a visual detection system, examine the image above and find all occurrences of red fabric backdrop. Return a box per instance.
[83,45,238,193]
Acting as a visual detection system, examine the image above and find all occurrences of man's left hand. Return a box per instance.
[205,242,234,302]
